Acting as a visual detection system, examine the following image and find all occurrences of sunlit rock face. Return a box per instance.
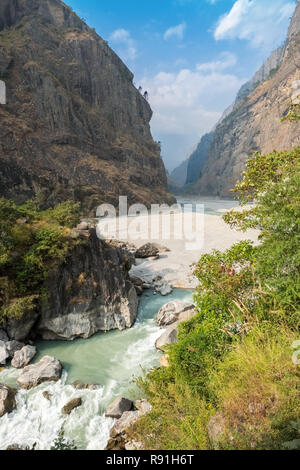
[0,0,174,212]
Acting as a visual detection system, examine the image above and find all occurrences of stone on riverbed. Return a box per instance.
[6,341,24,359]
[0,341,9,366]
[72,380,99,391]
[157,300,195,326]
[0,384,17,417]
[105,397,134,419]
[17,356,62,390]
[11,345,37,369]
[62,397,82,415]
[135,243,160,259]
[155,307,197,351]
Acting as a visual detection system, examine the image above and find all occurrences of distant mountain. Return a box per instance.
[170,159,189,186]
[180,1,299,197]
[185,132,214,185]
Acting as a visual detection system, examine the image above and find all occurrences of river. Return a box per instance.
[0,289,194,450]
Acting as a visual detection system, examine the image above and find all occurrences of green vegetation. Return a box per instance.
[130,147,300,450]
[282,103,300,122]
[0,199,81,322]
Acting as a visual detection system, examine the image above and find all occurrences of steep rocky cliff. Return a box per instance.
[0,0,174,212]
[3,228,138,341]
[184,2,300,197]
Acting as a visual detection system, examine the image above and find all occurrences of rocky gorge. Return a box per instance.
[0,0,174,211]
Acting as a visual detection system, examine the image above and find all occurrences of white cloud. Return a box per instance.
[164,23,186,40]
[214,0,296,49]
[109,28,137,61]
[139,56,246,169]
[196,52,237,72]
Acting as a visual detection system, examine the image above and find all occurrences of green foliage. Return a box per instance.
[281,103,300,122]
[0,198,81,321]
[130,148,300,450]
[50,429,77,451]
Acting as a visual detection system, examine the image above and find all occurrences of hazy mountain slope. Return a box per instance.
[183,2,299,197]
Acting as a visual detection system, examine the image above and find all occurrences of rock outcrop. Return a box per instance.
[0,0,174,212]
[105,397,133,419]
[3,229,139,341]
[17,355,62,389]
[11,345,37,369]
[155,303,197,351]
[156,300,195,327]
[106,399,152,450]
[182,2,300,197]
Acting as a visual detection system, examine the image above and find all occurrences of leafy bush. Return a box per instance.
[130,148,300,450]
[0,198,81,321]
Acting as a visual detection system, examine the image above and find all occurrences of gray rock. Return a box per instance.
[62,397,82,415]
[0,341,9,366]
[152,243,170,253]
[6,341,25,359]
[105,397,133,419]
[107,398,152,450]
[0,384,17,417]
[157,300,195,327]
[158,283,173,297]
[11,345,37,369]
[110,411,140,439]
[0,330,8,342]
[17,356,62,390]
[135,243,160,259]
[155,324,178,351]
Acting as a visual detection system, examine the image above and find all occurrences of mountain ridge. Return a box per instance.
[0,0,174,212]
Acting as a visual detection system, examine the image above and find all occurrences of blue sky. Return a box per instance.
[67,0,296,171]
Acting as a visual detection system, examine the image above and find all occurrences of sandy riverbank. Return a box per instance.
[98,208,260,289]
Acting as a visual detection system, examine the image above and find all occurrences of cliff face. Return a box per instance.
[0,0,174,212]
[4,229,138,341]
[185,2,300,197]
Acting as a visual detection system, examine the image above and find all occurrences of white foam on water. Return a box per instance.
[0,289,194,450]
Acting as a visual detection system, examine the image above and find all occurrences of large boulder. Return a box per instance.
[155,324,179,351]
[0,384,17,417]
[17,356,62,390]
[106,399,152,450]
[0,341,9,366]
[105,397,133,419]
[157,300,195,326]
[135,243,159,259]
[6,341,24,359]
[11,345,37,369]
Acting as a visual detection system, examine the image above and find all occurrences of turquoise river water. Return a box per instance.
[0,289,194,450]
